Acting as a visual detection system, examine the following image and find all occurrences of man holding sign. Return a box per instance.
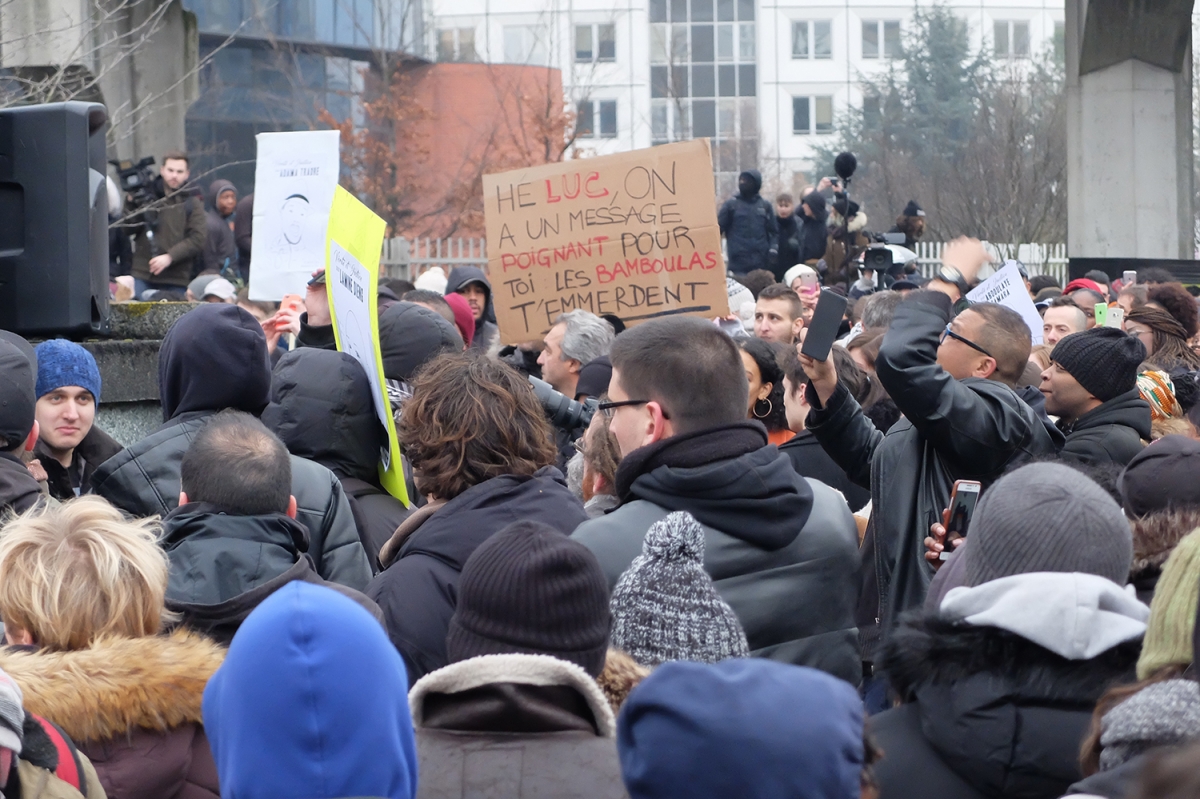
[482,140,730,345]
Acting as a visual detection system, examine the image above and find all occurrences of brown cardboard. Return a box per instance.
[482,139,730,345]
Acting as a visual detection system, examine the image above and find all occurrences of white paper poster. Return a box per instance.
[327,240,389,440]
[966,262,1043,345]
[247,130,341,301]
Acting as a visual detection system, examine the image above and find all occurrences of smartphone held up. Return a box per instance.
[938,480,981,561]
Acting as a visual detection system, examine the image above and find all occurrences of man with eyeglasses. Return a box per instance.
[572,316,861,686]
[799,237,1062,705]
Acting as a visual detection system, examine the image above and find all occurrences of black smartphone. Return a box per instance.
[307,271,327,287]
[800,289,849,362]
[938,480,981,561]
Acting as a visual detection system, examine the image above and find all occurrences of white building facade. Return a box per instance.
[428,0,1063,198]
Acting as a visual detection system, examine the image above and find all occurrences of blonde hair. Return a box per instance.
[0,496,171,651]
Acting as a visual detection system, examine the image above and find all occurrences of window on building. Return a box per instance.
[792,20,832,59]
[792,96,810,134]
[575,23,616,62]
[792,95,834,135]
[994,20,1031,57]
[862,20,900,59]
[815,96,833,133]
[577,100,617,138]
[436,28,477,62]
[577,100,594,137]
[504,25,547,65]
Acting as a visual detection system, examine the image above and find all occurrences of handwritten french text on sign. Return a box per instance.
[966,262,1044,345]
[482,140,730,344]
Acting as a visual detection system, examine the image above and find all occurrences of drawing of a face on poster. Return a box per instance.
[281,194,309,246]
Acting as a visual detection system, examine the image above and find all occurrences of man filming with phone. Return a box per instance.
[799,237,1062,704]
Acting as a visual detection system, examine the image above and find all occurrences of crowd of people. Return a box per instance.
[2,154,1200,798]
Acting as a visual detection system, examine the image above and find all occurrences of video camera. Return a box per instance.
[529,376,597,432]
[109,156,159,228]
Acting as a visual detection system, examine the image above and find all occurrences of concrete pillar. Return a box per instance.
[0,0,199,163]
[1065,0,1195,260]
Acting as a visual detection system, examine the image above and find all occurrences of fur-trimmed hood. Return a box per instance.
[0,630,225,744]
[596,649,649,715]
[878,610,1141,798]
[827,210,868,233]
[410,654,617,738]
[1131,508,1200,576]
[882,610,1141,704]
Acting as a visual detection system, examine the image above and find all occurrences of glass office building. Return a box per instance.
[184,0,422,192]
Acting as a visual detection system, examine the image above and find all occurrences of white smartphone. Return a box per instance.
[1106,307,1125,329]
[938,480,982,561]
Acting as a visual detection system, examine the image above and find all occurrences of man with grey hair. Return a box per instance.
[537,309,614,400]
[861,290,904,330]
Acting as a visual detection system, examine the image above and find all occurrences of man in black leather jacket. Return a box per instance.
[802,239,1062,677]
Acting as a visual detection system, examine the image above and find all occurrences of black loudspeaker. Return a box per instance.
[0,101,110,336]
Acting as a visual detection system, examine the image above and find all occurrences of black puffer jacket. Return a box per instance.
[92,305,372,590]
[263,348,410,568]
[870,612,1141,799]
[717,170,777,275]
[805,292,1063,646]
[572,423,861,685]
[0,453,41,515]
[366,467,586,684]
[1058,388,1151,468]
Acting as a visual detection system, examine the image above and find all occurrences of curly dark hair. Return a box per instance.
[398,352,557,500]
[738,337,789,433]
[1148,282,1199,338]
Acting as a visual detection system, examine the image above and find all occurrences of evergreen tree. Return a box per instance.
[814,4,1065,245]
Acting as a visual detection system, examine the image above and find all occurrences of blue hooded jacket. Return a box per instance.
[203,581,418,799]
[618,659,863,799]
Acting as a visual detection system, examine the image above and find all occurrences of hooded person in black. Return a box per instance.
[717,170,778,275]
[263,303,462,568]
[164,410,381,644]
[91,303,372,590]
[0,335,44,515]
[263,349,407,571]
[202,179,238,276]
[445,266,499,355]
[797,191,829,265]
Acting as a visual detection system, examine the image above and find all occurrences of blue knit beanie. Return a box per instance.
[34,340,101,403]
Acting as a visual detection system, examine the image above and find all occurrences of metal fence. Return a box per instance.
[377,236,1070,286]
[381,237,487,282]
[913,242,1069,285]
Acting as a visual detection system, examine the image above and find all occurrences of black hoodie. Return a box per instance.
[445,266,499,352]
[717,170,778,274]
[1058,388,1152,468]
[92,305,372,590]
[263,348,410,565]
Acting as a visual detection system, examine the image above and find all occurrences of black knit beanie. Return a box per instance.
[1050,328,1146,402]
[447,520,612,676]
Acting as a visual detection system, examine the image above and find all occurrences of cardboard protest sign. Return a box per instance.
[482,139,729,345]
[249,130,341,301]
[325,186,408,505]
[967,262,1043,345]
